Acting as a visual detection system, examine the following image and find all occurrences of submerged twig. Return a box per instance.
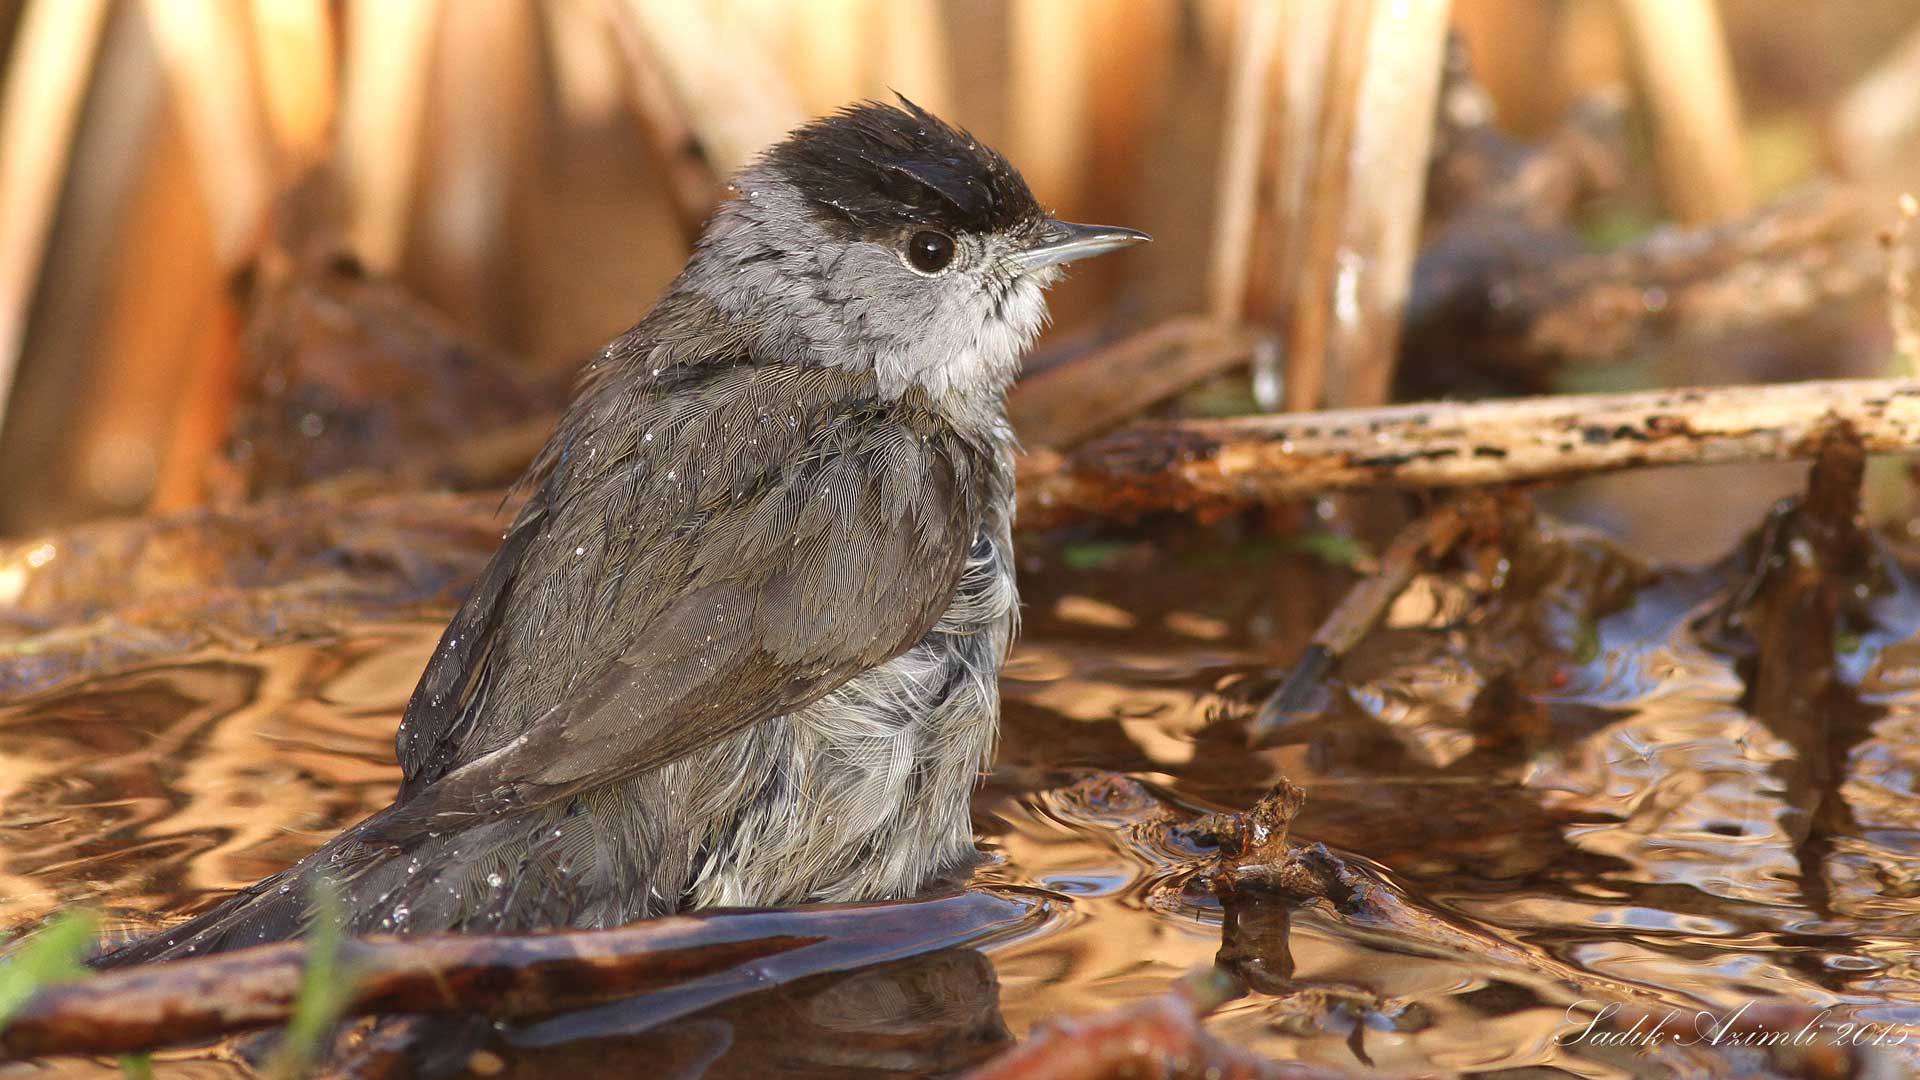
[0,891,1040,1061]
[1194,787,1669,1009]
[1018,376,1920,527]
[1250,498,1481,744]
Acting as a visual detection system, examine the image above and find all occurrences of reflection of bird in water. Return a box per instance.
[333,948,1010,1079]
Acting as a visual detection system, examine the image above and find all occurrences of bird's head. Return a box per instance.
[681,98,1149,416]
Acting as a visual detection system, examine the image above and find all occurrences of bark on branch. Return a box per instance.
[1017,377,1920,527]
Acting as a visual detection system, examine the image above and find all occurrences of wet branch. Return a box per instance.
[1018,376,1920,527]
[0,890,1039,1061]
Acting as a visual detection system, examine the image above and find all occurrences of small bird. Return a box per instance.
[96,100,1147,964]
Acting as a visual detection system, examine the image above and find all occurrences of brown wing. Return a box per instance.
[378,362,979,840]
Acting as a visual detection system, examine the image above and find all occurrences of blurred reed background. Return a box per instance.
[0,0,1917,542]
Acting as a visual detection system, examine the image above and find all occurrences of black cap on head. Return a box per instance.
[762,97,1042,238]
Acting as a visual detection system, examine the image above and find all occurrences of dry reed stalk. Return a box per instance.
[1282,0,1370,411]
[1320,0,1452,409]
[1207,0,1285,323]
[1614,0,1750,224]
[335,0,440,272]
[141,0,273,268]
[541,0,625,130]
[610,0,804,176]
[1449,0,1561,135]
[63,115,224,518]
[786,0,866,117]
[0,0,112,442]
[415,0,537,338]
[1008,0,1093,209]
[247,0,339,170]
[1213,0,1341,410]
[602,0,723,244]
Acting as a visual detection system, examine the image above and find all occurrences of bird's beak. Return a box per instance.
[1011,218,1152,272]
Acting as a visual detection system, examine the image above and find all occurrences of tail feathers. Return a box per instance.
[90,797,666,969]
[90,812,399,969]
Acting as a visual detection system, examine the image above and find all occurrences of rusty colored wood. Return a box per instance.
[1016,377,1920,527]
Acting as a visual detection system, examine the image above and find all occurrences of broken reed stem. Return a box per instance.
[1206,0,1284,322]
[1017,377,1920,527]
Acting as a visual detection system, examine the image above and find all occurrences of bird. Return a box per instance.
[94,99,1148,966]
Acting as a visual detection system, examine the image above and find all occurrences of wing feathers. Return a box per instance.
[377,361,982,841]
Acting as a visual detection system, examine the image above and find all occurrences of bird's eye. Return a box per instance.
[905,230,956,273]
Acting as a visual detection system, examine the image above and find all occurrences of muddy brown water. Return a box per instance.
[6,522,1920,1078]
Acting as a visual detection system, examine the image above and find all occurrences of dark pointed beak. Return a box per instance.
[1011,218,1152,272]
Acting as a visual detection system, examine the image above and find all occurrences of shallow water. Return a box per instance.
[6,521,1920,1077]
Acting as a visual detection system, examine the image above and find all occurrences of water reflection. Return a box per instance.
[8,525,1920,1076]
[492,948,1010,1079]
